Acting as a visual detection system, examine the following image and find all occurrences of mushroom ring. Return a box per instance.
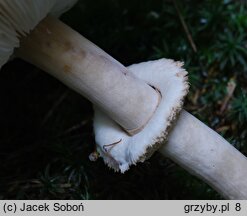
[94,59,189,172]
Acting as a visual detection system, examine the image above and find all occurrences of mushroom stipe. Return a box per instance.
[94,59,247,200]
[0,0,161,136]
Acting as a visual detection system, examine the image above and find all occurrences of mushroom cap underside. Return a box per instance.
[93,58,189,173]
[0,0,78,68]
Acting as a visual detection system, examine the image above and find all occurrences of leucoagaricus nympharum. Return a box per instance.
[1,0,247,200]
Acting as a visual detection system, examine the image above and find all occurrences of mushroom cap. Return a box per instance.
[93,58,189,173]
[0,0,78,68]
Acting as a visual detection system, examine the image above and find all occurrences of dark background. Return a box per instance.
[0,0,246,199]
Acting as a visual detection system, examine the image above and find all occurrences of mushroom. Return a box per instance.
[0,0,160,135]
[1,0,246,200]
[93,59,247,200]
